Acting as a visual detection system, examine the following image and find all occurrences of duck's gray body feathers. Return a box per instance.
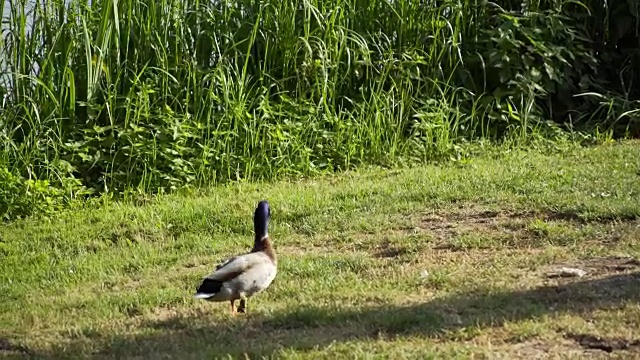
[194,250,277,301]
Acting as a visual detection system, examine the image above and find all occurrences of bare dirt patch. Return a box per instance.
[277,244,346,256]
[373,239,412,259]
[565,333,640,353]
[491,339,613,359]
[274,206,636,260]
[417,208,540,250]
[419,209,512,239]
[146,306,183,325]
[418,207,544,238]
[413,206,639,251]
[419,207,636,236]
[544,256,640,279]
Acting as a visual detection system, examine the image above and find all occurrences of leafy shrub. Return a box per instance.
[0,167,89,221]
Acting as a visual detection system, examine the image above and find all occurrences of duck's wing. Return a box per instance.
[215,256,236,270]
[204,252,269,281]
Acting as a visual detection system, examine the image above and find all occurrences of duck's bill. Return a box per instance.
[193,293,215,299]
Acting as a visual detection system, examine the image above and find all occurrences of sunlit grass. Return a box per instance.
[1,141,639,358]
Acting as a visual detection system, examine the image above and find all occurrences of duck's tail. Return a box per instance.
[194,278,223,299]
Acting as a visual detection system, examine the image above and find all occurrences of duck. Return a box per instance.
[194,200,278,315]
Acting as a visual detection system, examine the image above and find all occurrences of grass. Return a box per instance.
[0,140,639,358]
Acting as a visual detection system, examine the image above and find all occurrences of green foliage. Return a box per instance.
[0,166,88,220]
[0,0,638,220]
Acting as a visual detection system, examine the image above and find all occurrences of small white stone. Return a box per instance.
[419,270,429,279]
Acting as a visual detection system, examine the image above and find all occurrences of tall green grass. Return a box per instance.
[0,0,638,220]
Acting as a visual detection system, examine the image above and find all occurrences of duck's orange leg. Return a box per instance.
[229,300,236,316]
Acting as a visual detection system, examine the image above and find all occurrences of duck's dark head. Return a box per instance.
[253,200,270,242]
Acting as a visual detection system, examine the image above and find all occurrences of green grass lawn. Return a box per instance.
[1,141,640,359]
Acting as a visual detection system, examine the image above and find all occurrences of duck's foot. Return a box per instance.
[237,299,247,314]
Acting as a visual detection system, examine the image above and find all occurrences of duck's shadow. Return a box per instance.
[26,272,640,358]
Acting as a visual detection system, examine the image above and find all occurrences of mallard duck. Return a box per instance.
[194,200,277,315]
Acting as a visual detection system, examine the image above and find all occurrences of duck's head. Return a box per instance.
[253,200,271,241]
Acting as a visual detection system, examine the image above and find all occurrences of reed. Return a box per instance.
[0,0,638,219]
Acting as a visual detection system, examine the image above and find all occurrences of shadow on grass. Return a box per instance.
[23,272,640,359]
